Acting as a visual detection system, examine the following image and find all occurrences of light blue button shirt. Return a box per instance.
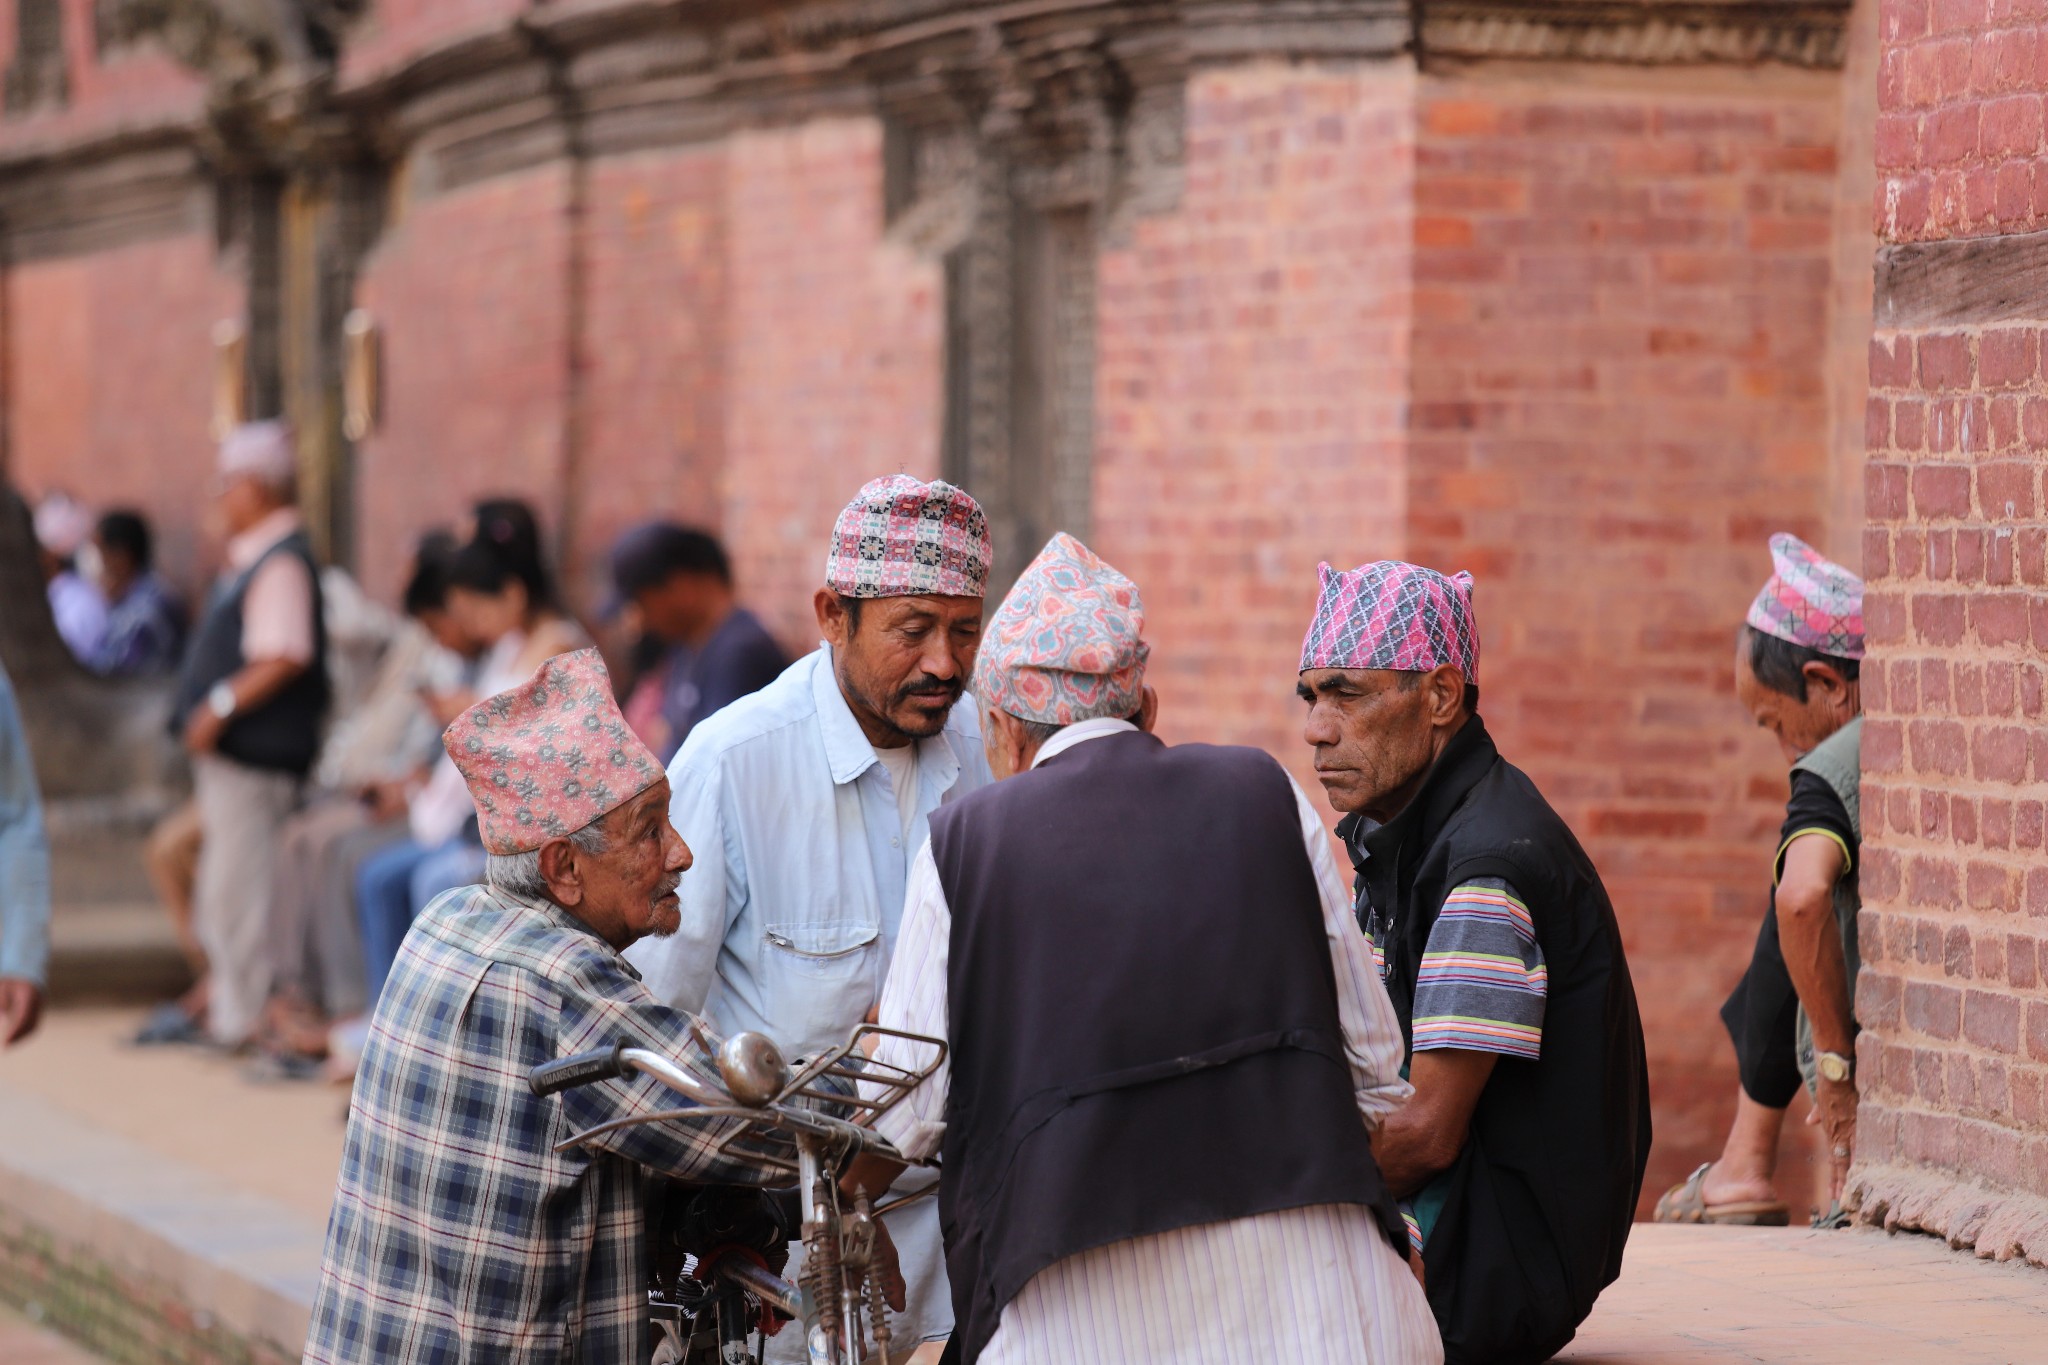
[0,663,51,986]
[625,644,990,1353]
[625,644,993,1056]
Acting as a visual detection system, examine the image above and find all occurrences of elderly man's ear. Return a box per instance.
[1134,685,1159,734]
[540,839,586,908]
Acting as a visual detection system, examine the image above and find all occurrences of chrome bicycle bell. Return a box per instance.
[717,1030,791,1107]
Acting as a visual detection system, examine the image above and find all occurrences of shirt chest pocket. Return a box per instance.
[758,920,882,1057]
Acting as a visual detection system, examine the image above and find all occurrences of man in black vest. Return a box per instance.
[1296,560,1650,1365]
[856,533,1439,1365]
[172,422,329,1047]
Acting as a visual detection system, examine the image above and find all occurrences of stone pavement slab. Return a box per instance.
[7,1008,2048,1365]
[1564,1223,2048,1363]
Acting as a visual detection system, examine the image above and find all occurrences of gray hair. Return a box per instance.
[978,697,1064,750]
[485,821,610,902]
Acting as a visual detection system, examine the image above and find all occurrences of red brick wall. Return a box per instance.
[1874,0,2048,242]
[570,147,729,609]
[1408,65,1848,1209]
[352,164,573,604]
[1850,0,2048,1261]
[1095,63,1417,805]
[721,118,943,649]
[6,233,241,594]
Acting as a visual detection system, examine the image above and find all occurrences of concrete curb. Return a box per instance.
[0,1078,320,1363]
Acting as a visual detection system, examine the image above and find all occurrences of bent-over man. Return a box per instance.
[1656,534,1865,1225]
[305,650,781,1365]
[1296,561,1650,1365]
[627,475,995,1358]
[856,534,1440,1365]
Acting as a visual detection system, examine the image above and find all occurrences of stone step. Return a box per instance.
[45,903,191,1005]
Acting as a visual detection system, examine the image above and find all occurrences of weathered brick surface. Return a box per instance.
[1876,0,2048,240]
[352,164,573,603]
[720,118,942,647]
[1096,63,1415,808]
[6,232,241,594]
[1408,66,1848,1207]
[1858,316,2048,1240]
[570,147,729,609]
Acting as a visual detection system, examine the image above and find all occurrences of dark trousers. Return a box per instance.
[1720,902,1803,1109]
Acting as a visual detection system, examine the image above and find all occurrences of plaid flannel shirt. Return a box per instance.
[305,883,783,1365]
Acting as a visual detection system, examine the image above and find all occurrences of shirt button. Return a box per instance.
[891,836,901,847]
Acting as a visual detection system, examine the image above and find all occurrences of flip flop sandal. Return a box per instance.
[1651,1162,1791,1226]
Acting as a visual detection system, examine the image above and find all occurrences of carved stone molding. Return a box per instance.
[0,128,212,263]
[1419,0,1852,70]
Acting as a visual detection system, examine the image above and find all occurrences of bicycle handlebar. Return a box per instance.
[529,1038,636,1096]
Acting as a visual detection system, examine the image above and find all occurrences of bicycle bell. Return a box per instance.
[717,1030,791,1107]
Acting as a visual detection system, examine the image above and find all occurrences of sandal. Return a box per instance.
[1652,1162,1791,1226]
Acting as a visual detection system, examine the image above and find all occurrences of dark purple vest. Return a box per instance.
[928,729,1404,1365]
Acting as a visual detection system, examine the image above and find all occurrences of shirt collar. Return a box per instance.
[810,643,971,792]
[226,507,303,572]
[1030,715,1139,769]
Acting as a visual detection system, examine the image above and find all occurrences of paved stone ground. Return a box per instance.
[1560,1223,2047,1362]
[0,1301,107,1364]
[0,1005,344,1221]
[6,1007,2048,1365]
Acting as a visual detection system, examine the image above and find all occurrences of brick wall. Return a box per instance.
[721,118,943,648]
[571,146,729,609]
[6,234,241,594]
[352,164,573,603]
[1095,62,1416,805]
[1408,64,1848,1209]
[1852,0,2048,1248]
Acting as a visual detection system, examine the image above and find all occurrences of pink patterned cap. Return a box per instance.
[444,648,668,855]
[1747,533,1864,660]
[824,475,991,599]
[1299,560,1479,682]
[974,533,1149,726]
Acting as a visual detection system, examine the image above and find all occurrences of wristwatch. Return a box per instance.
[1816,1049,1855,1084]
[207,682,238,721]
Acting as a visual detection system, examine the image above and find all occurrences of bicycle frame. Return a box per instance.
[530,1023,945,1365]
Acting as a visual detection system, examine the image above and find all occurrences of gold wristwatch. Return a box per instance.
[1816,1050,1855,1084]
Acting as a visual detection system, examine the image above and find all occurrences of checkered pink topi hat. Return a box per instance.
[1747,533,1864,660]
[974,532,1149,726]
[824,475,991,599]
[444,648,667,856]
[1299,560,1479,682]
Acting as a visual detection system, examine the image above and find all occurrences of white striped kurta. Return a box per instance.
[871,718,1444,1365]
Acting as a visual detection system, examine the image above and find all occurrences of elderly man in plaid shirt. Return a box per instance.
[306,649,784,1365]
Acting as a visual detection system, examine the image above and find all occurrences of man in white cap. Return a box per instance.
[627,474,996,1359]
[852,533,1439,1365]
[171,420,329,1046]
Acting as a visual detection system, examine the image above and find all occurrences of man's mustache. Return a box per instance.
[896,676,962,702]
[653,872,682,904]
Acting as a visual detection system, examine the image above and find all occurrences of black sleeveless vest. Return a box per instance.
[1342,715,1651,1365]
[172,528,330,775]
[929,730,1405,1365]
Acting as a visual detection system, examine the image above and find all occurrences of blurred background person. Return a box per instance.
[253,533,478,1076]
[171,421,330,1050]
[34,492,107,668]
[610,521,786,764]
[350,500,586,1030]
[86,509,187,677]
[0,657,50,1048]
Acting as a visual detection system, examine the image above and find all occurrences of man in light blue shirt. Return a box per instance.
[627,475,994,1358]
[0,660,51,1046]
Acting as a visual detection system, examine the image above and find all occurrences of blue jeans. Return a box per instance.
[356,837,487,1008]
